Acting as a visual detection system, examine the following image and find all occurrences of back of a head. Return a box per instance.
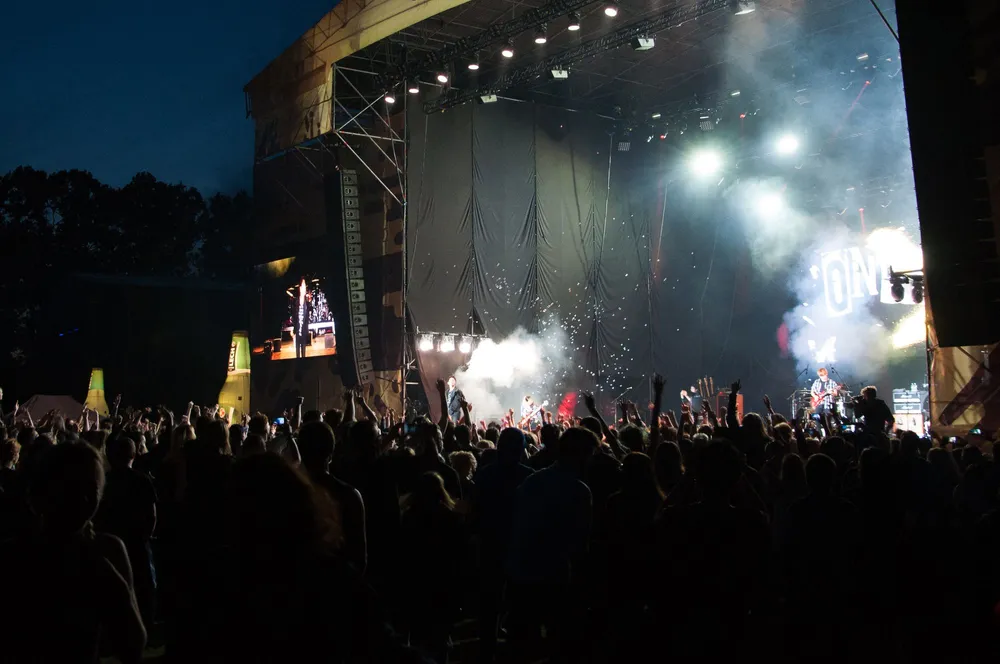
[454,424,471,450]
[820,436,849,467]
[298,421,336,469]
[741,412,766,439]
[497,427,526,465]
[579,416,602,438]
[900,430,921,457]
[449,451,477,480]
[197,418,231,456]
[619,425,645,454]
[242,433,267,456]
[805,453,837,495]
[229,452,340,558]
[483,427,500,445]
[29,442,105,534]
[106,434,137,470]
[694,440,743,498]
[0,438,20,468]
[248,414,270,439]
[539,423,560,449]
[780,453,806,485]
[557,427,599,467]
[409,471,455,512]
[622,452,659,496]
[324,409,344,429]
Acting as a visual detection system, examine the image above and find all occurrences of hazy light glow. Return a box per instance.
[689,149,724,177]
[458,337,473,354]
[776,134,800,154]
[439,336,456,353]
[892,304,927,348]
[418,335,434,352]
[755,192,785,217]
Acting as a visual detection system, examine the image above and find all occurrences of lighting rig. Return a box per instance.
[888,268,925,304]
[416,331,488,354]
[424,0,735,113]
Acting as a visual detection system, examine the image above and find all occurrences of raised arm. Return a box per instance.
[435,379,448,430]
[583,392,626,459]
[648,374,665,458]
[726,379,742,430]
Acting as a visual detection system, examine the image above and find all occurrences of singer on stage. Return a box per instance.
[446,375,465,423]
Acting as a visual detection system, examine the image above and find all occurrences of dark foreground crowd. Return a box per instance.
[0,376,999,664]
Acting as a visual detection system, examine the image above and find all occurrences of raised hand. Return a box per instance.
[652,373,665,394]
[730,379,741,394]
[762,394,772,410]
[582,392,596,411]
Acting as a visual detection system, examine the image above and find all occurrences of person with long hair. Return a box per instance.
[400,471,466,663]
[0,443,146,663]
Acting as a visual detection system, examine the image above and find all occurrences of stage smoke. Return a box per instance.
[454,320,573,422]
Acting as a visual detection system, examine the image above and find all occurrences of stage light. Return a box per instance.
[730,89,741,97]
[604,1,619,18]
[418,334,434,352]
[857,52,869,61]
[732,0,756,15]
[688,149,723,177]
[458,336,473,354]
[436,72,449,84]
[888,269,907,303]
[549,69,569,80]
[631,37,654,51]
[439,336,456,353]
[501,40,515,58]
[534,25,547,44]
[755,192,784,217]
[911,276,924,303]
[407,80,420,94]
[479,94,498,104]
[384,93,396,104]
[467,61,480,71]
[567,12,581,31]
[776,133,800,155]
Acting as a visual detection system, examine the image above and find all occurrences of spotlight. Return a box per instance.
[604,1,619,18]
[407,80,420,94]
[689,149,723,177]
[549,69,569,80]
[439,336,456,353]
[479,94,498,104]
[458,336,473,354]
[888,268,907,303]
[501,40,515,58]
[467,61,480,71]
[730,89,741,97]
[436,72,449,84]
[776,133,799,154]
[651,112,661,119]
[755,192,784,216]
[417,334,434,352]
[856,52,870,61]
[534,24,547,44]
[911,276,924,303]
[630,36,654,51]
[567,12,581,31]
[732,0,756,15]
[384,93,395,104]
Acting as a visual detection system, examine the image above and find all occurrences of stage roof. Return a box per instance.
[347,0,899,117]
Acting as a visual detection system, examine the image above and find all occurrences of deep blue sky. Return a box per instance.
[0,1,335,194]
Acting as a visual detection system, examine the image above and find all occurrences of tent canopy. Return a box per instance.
[22,394,85,422]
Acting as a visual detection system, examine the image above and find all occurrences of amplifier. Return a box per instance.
[892,388,927,414]
[716,391,744,422]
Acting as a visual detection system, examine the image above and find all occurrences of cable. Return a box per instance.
[868,0,899,42]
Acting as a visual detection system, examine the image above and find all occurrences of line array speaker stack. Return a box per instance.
[339,168,374,385]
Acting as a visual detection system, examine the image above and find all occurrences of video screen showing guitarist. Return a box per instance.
[810,367,840,416]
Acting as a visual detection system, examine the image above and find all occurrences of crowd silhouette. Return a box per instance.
[0,375,998,663]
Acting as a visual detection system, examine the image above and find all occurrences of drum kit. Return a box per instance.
[790,386,857,421]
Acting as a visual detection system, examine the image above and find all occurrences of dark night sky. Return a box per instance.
[0,1,335,194]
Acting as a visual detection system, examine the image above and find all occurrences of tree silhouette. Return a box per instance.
[0,166,251,368]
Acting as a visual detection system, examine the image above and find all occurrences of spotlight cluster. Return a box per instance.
[417,332,487,354]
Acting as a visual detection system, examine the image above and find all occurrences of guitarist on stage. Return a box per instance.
[810,367,839,416]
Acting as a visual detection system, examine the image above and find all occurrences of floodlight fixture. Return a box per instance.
[567,12,581,31]
[732,0,756,15]
[407,80,420,94]
[604,1,619,18]
[479,93,499,104]
[439,336,456,353]
[550,68,569,80]
[501,40,515,58]
[631,37,654,51]
[458,336,473,354]
[534,24,548,44]
[436,72,449,84]
[417,334,435,352]
[384,93,396,104]
[467,61,480,71]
